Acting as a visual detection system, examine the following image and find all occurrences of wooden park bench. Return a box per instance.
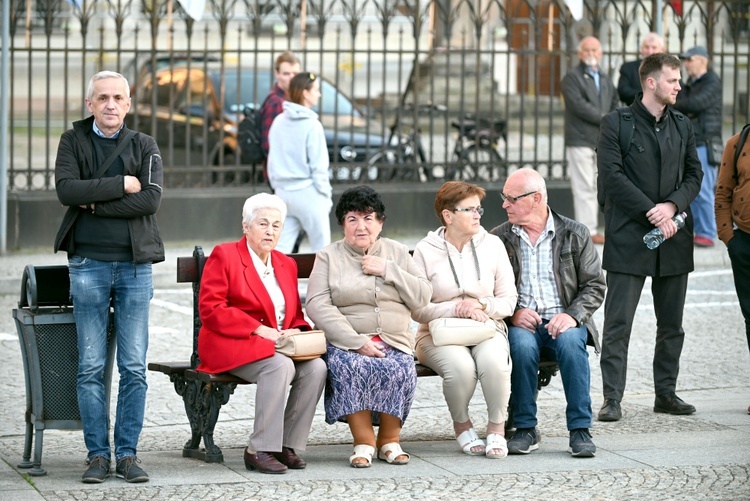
[148,245,559,463]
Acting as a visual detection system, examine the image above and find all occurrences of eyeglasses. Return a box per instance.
[454,206,484,216]
[500,191,537,204]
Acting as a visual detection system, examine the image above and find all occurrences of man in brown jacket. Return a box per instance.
[714,128,750,414]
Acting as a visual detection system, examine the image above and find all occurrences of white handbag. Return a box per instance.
[427,318,497,347]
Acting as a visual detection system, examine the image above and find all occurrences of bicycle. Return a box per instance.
[444,113,507,182]
[365,103,447,182]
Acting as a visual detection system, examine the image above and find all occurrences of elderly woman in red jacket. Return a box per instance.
[197,193,326,475]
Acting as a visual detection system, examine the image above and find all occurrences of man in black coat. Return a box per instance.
[617,32,664,106]
[674,46,723,247]
[596,53,703,422]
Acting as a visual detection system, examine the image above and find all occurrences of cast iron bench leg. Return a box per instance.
[180,379,236,463]
[198,381,237,463]
[171,374,204,458]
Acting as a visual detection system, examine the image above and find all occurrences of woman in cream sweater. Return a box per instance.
[412,181,517,458]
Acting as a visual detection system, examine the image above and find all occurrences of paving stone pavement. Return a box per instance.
[1,236,748,500]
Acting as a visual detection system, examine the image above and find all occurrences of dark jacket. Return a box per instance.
[673,69,723,144]
[561,61,619,148]
[490,210,606,352]
[54,116,165,264]
[617,59,642,106]
[596,97,703,277]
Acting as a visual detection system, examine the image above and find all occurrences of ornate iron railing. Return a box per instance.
[6,0,749,189]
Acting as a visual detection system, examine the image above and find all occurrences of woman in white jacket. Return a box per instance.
[267,72,332,253]
[412,181,517,458]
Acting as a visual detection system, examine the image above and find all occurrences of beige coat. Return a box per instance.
[306,237,432,355]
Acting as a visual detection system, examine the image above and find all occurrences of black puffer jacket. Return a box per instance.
[673,69,723,144]
[54,116,165,264]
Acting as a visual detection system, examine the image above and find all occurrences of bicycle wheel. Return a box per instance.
[458,145,502,182]
[367,149,400,182]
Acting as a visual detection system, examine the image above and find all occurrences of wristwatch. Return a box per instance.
[478,297,489,311]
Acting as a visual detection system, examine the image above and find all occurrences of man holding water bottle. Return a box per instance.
[595,53,703,421]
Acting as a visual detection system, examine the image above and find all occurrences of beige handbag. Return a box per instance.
[428,318,497,347]
[275,330,327,361]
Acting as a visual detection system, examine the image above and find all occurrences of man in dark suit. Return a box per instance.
[618,32,664,106]
[596,53,702,422]
[561,36,619,245]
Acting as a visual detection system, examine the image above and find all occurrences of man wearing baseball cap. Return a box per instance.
[674,45,723,248]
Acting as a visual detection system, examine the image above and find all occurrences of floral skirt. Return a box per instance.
[323,343,417,426]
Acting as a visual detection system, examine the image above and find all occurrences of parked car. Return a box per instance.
[125,60,384,185]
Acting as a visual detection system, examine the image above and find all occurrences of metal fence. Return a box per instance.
[6,0,750,190]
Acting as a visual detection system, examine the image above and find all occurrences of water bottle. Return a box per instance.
[643,212,687,249]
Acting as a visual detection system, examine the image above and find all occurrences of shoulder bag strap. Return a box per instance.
[91,130,137,180]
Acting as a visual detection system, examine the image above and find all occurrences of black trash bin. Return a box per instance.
[12,264,116,476]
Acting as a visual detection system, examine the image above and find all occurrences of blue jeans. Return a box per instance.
[690,145,717,240]
[68,257,152,462]
[508,321,592,431]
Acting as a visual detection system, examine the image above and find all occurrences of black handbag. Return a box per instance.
[706,137,724,166]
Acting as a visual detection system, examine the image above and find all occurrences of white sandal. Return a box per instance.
[456,428,486,456]
[485,433,508,458]
[377,442,410,465]
[349,444,375,468]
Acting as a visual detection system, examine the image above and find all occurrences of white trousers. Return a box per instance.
[566,146,601,235]
[275,184,332,253]
[416,333,511,424]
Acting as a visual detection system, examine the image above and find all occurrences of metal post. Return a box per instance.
[1,0,11,255]
[656,0,664,36]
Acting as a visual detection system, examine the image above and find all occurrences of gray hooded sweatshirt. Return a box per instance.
[267,101,331,198]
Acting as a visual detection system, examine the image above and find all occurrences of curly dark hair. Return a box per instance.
[335,185,386,225]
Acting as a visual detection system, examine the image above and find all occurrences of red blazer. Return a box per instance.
[196,238,311,374]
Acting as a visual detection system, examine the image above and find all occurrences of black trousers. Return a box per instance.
[727,229,750,351]
[600,271,689,401]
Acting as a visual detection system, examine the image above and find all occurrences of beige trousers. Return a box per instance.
[416,333,511,424]
[230,353,326,452]
[566,145,601,235]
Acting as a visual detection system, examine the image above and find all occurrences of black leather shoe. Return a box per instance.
[243,449,288,474]
[272,447,306,469]
[597,398,622,421]
[654,394,696,415]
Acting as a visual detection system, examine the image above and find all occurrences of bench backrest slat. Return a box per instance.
[177,252,317,283]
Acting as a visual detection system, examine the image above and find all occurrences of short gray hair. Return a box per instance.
[642,32,664,50]
[87,71,130,100]
[514,167,548,204]
[242,193,287,226]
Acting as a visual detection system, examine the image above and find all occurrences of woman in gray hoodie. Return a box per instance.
[267,72,333,253]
